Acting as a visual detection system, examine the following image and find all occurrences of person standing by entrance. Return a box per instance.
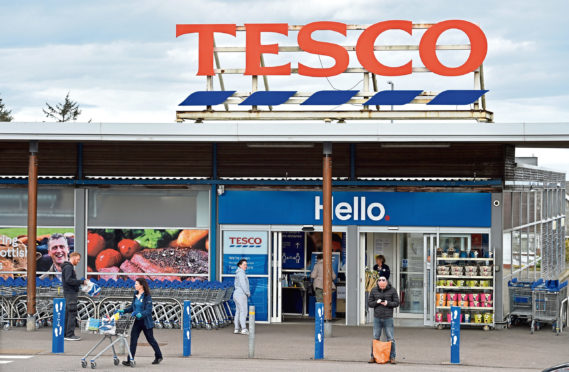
[373,255,390,281]
[120,278,163,366]
[368,276,400,364]
[62,252,88,341]
[310,256,336,303]
[234,259,250,335]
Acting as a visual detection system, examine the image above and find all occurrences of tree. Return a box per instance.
[43,92,81,122]
[0,95,13,122]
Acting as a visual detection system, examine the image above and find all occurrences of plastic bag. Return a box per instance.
[80,281,101,297]
[372,339,392,364]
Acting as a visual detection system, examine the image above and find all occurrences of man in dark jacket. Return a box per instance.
[62,252,87,341]
[368,276,400,364]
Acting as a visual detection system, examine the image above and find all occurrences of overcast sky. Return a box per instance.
[1,0,568,178]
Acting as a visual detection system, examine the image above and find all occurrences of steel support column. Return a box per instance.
[322,142,333,332]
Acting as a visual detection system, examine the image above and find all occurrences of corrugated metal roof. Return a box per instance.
[84,176,209,180]
[0,175,74,179]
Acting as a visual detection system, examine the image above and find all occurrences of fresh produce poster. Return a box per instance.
[87,228,209,281]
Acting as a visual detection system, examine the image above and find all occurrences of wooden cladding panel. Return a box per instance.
[82,142,212,177]
[0,142,77,175]
[355,143,507,178]
[217,143,351,178]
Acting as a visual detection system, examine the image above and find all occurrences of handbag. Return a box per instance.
[307,282,315,297]
[372,339,392,364]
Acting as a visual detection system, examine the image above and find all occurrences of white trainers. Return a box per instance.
[234,329,240,334]
[240,329,249,335]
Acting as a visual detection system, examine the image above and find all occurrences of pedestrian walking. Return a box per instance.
[62,252,89,341]
[310,256,336,303]
[368,276,400,364]
[119,278,163,365]
[233,259,250,335]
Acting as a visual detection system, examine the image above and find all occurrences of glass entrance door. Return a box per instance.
[271,232,283,322]
[398,233,425,316]
[423,234,437,326]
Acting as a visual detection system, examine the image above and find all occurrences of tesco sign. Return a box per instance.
[176,21,487,77]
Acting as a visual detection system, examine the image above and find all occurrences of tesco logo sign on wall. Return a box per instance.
[176,20,487,77]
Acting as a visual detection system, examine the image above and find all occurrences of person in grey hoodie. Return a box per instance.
[233,259,250,335]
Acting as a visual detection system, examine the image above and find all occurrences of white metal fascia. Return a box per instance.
[2,122,569,144]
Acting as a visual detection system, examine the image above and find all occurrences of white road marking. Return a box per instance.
[0,356,34,359]
[0,361,12,364]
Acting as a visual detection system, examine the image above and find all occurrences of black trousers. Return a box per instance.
[64,292,78,337]
[129,319,162,360]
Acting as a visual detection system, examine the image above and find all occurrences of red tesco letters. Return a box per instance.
[176,20,487,77]
[229,237,263,245]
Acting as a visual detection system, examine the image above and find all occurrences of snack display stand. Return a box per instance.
[434,249,495,331]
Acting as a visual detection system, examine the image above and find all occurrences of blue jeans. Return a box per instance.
[371,317,396,359]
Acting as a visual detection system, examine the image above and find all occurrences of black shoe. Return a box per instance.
[152,357,163,365]
[122,361,131,367]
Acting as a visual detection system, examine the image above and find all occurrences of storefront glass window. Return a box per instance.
[87,188,209,228]
[0,187,75,279]
[0,187,74,226]
[398,233,424,314]
[86,188,210,282]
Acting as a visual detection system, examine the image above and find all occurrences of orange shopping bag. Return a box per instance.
[372,339,392,364]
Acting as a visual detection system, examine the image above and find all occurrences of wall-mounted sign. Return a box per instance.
[219,191,491,227]
[223,231,269,275]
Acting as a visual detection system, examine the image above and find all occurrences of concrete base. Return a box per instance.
[26,314,36,331]
[324,321,332,337]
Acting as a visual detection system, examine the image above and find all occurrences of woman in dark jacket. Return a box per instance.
[373,255,390,281]
[119,278,163,366]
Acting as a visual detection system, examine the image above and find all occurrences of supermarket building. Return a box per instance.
[0,121,567,328]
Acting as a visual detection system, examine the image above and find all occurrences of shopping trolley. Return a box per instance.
[531,280,568,335]
[507,278,539,327]
[80,314,136,369]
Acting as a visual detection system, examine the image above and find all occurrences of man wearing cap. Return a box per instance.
[368,276,400,364]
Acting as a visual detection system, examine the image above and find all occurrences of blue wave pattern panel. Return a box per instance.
[364,90,423,106]
[178,90,488,106]
[239,91,297,106]
[300,90,358,105]
[427,90,489,105]
[179,91,236,106]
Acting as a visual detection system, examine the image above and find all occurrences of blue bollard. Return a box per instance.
[52,298,66,353]
[314,302,324,360]
[183,300,192,357]
[450,306,461,364]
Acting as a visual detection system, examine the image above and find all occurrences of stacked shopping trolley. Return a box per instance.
[507,278,568,335]
[0,277,234,331]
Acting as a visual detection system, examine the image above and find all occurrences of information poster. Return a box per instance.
[282,232,304,269]
[222,231,268,275]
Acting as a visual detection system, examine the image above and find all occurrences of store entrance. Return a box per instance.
[363,231,436,324]
[271,230,346,323]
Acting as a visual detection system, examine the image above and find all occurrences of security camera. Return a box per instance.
[217,185,225,196]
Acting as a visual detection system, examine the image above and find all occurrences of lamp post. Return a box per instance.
[387,81,394,124]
